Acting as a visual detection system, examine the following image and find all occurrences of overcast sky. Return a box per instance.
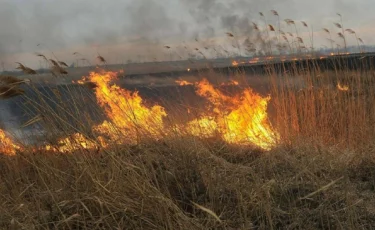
[0,0,374,69]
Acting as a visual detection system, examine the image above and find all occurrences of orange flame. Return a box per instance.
[175,80,194,86]
[337,82,349,91]
[249,58,260,64]
[186,117,218,137]
[13,70,278,154]
[221,80,239,86]
[186,79,279,150]
[88,71,167,143]
[0,129,20,155]
[232,60,239,66]
[44,133,102,153]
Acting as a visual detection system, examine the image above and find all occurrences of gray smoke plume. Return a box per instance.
[0,0,373,68]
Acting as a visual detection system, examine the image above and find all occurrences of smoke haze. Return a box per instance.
[0,0,373,68]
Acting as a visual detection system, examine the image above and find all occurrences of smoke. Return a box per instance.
[0,0,182,67]
[0,0,373,68]
[0,3,27,56]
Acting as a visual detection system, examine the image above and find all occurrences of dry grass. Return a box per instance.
[2,140,375,229]
[16,62,37,75]
[0,75,29,99]
[0,59,375,229]
[269,62,375,150]
[1,12,375,229]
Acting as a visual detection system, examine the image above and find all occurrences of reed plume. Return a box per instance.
[285,19,295,25]
[51,65,68,75]
[226,32,234,37]
[50,59,59,67]
[296,37,304,43]
[0,76,30,85]
[35,53,48,62]
[271,10,279,16]
[97,55,106,64]
[15,62,37,75]
[0,86,25,99]
[59,61,69,67]
[268,25,275,31]
[252,22,259,30]
[334,23,342,29]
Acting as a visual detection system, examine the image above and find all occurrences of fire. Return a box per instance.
[249,58,259,64]
[0,129,20,155]
[221,89,277,149]
[232,60,239,66]
[44,133,102,153]
[186,79,279,150]
[175,80,194,86]
[88,71,277,150]
[221,80,239,86]
[231,80,239,85]
[2,70,279,155]
[194,79,235,113]
[88,71,167,143]
[186,117,218,137]
[86,71,277,150]
[337,82,349,91]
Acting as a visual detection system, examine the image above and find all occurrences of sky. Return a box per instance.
[0,0,374,69]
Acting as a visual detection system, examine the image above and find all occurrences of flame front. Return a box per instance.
[44,133,102,153]
[186,79,278,150]
[337,82,349,91]
[31,70,278,154]
[0,129,20,155]
[176,80,194,86]
[186,117,218,137]
[221,80,239,86]
[221,89,278,149]
[88,71,167,143]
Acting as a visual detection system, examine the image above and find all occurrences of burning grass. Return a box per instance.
[0,69,278,155]
[84,70,167,143]
[1,23,375,227]
[0,129,20,155]
[1,62,375,228]
[185,78,278,150]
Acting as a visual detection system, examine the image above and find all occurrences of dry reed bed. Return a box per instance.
[2,139,375,229]
[0,10,374,228]
[2,64,375,229]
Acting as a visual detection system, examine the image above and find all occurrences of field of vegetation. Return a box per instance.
[1,11,375,230]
